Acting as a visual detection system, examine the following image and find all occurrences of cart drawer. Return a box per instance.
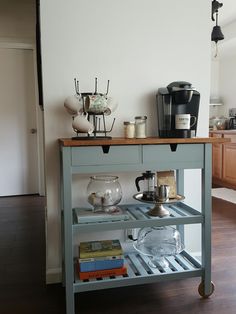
[71,145,141,166]
[143,144,204,166]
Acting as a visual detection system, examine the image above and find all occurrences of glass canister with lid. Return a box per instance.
[123,121,135,138]
[135,116,147,138]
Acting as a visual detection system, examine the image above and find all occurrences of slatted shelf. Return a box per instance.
[73,203,203,233]
[73,250,202,293]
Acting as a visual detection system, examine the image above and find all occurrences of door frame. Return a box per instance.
[0,39,45,196]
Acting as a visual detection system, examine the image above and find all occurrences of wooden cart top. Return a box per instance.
[59,137,230,147]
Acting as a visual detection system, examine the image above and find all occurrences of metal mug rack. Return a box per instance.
[72,111,115,140]
[72,78,116,140]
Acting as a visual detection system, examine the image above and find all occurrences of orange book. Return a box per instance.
[78,266,127,280]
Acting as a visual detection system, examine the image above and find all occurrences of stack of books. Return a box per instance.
[77,239,127,280]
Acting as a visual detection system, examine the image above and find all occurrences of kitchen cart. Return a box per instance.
[59,137,225,314]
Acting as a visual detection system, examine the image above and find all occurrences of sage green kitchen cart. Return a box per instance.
[59,137,226,314]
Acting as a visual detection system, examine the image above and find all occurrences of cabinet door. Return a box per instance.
[211,133,223,179]
[212,143,223,179]
[222,135,236,185]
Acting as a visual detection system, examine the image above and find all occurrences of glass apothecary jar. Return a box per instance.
[87,175,122,213]
[135,116,147,138]
[123,121,135,138]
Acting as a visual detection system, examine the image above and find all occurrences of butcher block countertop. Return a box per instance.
[209,130,236,135]
[59,136,230,147]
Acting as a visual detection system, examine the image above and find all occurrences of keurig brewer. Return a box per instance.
[157,81,200,138]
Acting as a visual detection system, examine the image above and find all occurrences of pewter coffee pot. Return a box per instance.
[135,170,155,201]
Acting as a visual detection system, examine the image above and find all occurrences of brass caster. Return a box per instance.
[198,281,215,298]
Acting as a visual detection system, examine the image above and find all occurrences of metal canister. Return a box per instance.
[156,185,170,202]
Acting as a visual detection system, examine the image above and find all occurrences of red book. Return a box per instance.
[78,266,127,280]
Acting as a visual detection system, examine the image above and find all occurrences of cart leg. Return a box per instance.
[62,147,75,314]
[201,144,214,298]
[176,169,185,242]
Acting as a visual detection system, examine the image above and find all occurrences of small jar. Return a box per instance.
[135,116,147,138]
[123,121,135,138]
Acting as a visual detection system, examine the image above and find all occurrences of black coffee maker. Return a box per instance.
[229,116,236,129]
[157,81,200,138]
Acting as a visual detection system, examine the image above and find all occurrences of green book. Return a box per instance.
[79,239,123,258]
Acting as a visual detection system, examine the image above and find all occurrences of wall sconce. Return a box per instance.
[211,0,224,57]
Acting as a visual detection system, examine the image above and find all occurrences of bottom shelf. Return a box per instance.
[74,250,202,293]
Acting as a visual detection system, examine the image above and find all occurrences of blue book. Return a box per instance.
[78,255,124,272]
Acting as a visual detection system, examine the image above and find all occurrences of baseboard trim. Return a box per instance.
[46,267,62,284]
[191,251,201,262]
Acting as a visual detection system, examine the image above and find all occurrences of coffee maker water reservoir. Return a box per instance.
[156,81,200,138]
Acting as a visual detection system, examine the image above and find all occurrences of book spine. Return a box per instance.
[78,266,127,280]
[79,239,123,259]
[79,255,124,262]
[79,249,123,259]
[79,258,124,272]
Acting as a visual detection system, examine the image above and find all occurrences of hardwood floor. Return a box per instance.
[0,195,65,314]
[0,195,236,313]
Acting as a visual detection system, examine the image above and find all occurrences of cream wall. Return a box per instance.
[40,0,211,282]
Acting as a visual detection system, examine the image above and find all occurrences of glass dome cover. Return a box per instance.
[133,226,184,269]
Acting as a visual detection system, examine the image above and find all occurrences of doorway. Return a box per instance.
[0,46,41,196]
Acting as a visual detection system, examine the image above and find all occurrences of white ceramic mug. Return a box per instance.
[104,97,118,116]
[64,94,83,115]
[72,113,94,134]
[175,114,196,130]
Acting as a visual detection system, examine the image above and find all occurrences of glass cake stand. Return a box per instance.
[133,193,185,217]
[133,226,184,269]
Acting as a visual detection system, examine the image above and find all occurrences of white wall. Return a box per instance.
[218,22,236,116]
[40,0,211,282]
[210,53,220,101]
[219,47,236,115]
[209,50,227,118]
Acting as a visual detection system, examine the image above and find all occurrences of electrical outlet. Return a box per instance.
[124,228,139,242]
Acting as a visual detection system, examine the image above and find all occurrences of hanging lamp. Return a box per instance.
[211,0,224,57]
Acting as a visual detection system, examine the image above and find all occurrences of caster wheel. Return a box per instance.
[198,281,215,298]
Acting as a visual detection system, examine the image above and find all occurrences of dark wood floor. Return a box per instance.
[0,195,236,314]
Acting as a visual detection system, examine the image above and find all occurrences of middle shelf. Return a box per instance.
[72,203,203,233]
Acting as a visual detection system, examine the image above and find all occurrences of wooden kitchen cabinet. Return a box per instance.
[222,134,236,187]
[211,133,223,180]
[210,131,235,188]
